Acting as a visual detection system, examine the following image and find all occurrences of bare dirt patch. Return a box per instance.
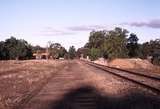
[109,58,152,69]
[108,58,160,74]
[94,58,160,74]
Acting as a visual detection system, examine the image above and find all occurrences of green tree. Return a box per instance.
[84,27,129,60]
[48,42,67,59]
[90,48,101,61]
[68,46,76,59]
[103,27,129,59]
[141,39,160,59]
[25,44,33,59]
[4,37,33,60]
[86,30,106,59]
[88,30,106,49]
[59,47,67,58]
[127,33,140,58]
[32,45,45,53]
[0,41,9,60]
[141,42,150,58]
[140,39,160,65]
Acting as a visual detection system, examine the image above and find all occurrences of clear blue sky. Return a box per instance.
[0,0,160,49]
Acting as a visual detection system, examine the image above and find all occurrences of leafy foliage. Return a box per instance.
[127,33,141,58]
[0,37,33,60]
[0,29,159,65]
[32,45,45,53]
[104,27,129,59]
[90,48,101,61]
[48,42,67,59]
[68,46,76,59]
[82,27,160,65]
[88,30,106,49]
[140,39,160,65]
[84,27,129,60]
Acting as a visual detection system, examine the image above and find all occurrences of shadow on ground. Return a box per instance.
[49,86,160,109]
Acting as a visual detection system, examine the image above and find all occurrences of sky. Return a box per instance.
[0,0,160,49]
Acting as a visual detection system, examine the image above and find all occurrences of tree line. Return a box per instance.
[0,27,160,65]
[77,27,160,65]
[0,37,76,60]
[47,42,76,59]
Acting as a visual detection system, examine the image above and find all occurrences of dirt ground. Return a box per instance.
[23,60,160,109]
[0,60,159,109]
[0,60,67,109]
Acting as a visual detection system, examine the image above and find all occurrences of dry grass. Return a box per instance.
[150,65,160,74]
[0,60,67,109]
[103,58,160,74]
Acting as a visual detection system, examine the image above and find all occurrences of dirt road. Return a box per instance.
[22,60,160,109]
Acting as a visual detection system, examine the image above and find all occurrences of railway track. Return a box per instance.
[82,60,160,95]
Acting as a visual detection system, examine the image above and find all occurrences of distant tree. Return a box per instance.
[0,37,33,60]
[140,42,150,58]
[64,53,69,59]
[88,30,106,49]
[103,27,129,59]
[84,43,90,48]
[152,49,160,65]
[127,33,140,58]
[0,41,9,60]
[32,45,45,53]
[149,39,160,65]
[90,48,101,61]
[141,39,160,59]
[5,37,17,59]
[68,46,76,59]
[83,27,129,60]
[139,39,160,65]
[48,42,67,59]
[59,47,67,58]
[25,44,33,59]
[86,30,106,59]
[128,33,139,43]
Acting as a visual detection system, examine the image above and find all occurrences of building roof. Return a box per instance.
[33,52,49,56]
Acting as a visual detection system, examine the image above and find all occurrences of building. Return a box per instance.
[33,51,49,59]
